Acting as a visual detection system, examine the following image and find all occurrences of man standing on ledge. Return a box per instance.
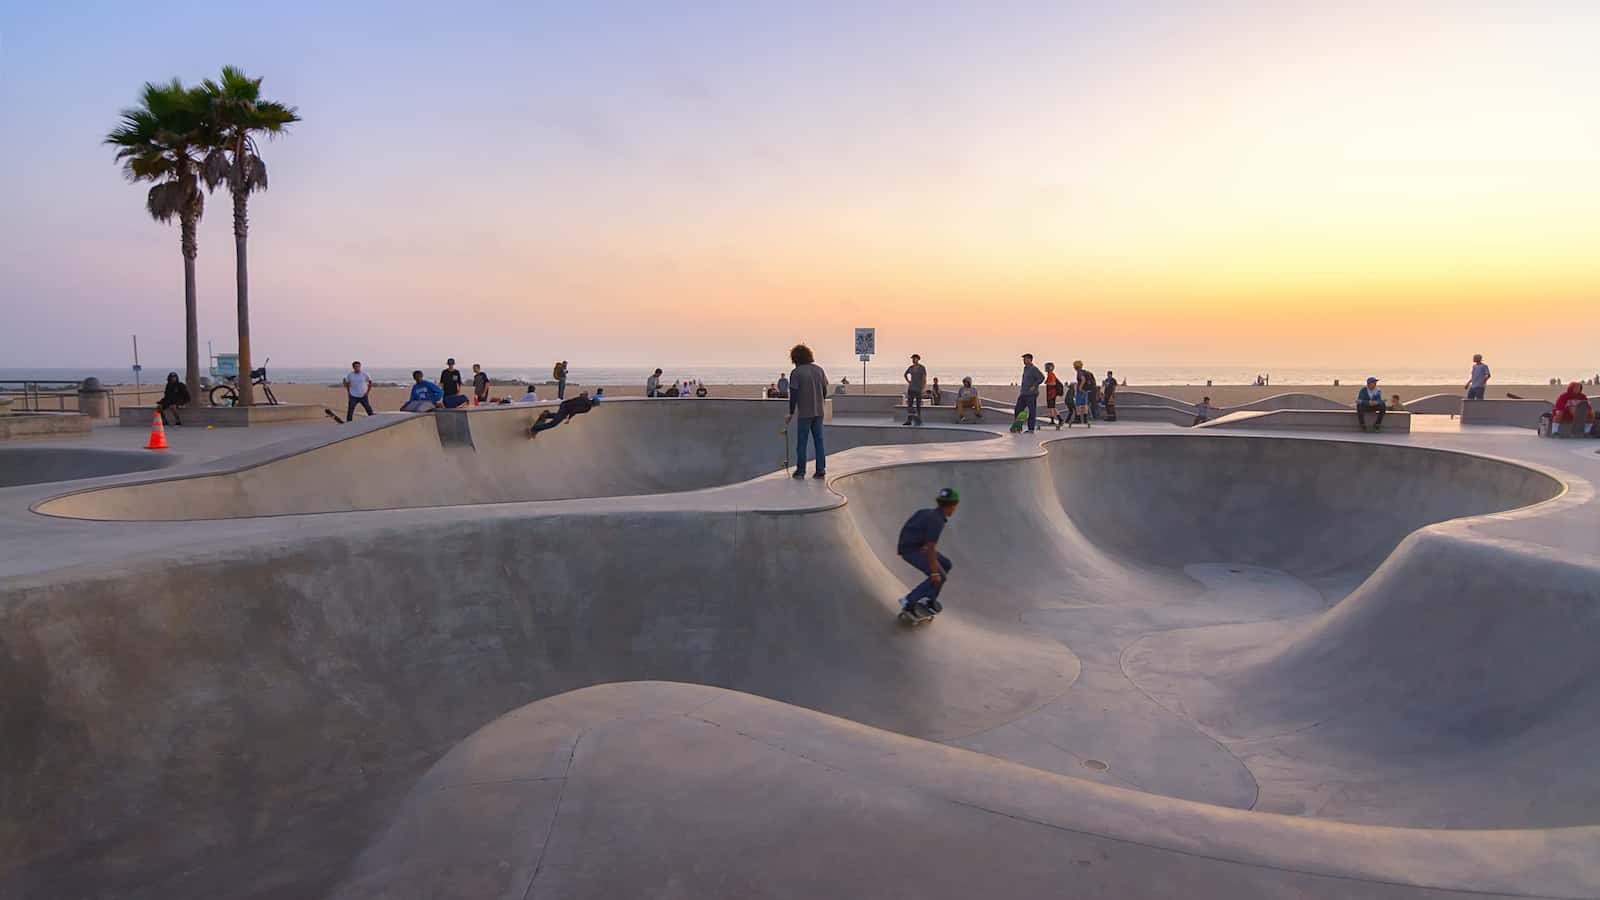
[903,353,927,426]
[343,361,374,420]
[439,358,467,408]
[1465,354,1491,400]
[784,343,828,479]
[896,487,960,620]
[1357,377,1386,432]
[1016,353,1044,433]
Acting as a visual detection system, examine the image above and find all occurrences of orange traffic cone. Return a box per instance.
[144,411,169,450]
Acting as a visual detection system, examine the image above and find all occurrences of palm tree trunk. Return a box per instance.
[180,215,201,402]
[232,185,253,406]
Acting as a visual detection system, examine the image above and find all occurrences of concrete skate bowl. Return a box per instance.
[3,431,1594,899]
[0,446,176,488]
[33,399,991,520]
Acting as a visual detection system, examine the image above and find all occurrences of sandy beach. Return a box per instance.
[85,380,1574,415]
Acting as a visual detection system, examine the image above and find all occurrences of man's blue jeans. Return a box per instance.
[900,549,952,605]
[1014,393,1038,431]
[794,415,825,474]
[1467,385,1485,400]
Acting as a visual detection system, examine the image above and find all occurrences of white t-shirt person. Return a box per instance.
[344,367,372,397]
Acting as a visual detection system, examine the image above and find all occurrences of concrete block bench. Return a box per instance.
[1198,409,1412,434]
[1460,398,1552,429]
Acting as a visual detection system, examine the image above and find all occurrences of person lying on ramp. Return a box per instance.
[528,390,599,437]
[896,487,960,622]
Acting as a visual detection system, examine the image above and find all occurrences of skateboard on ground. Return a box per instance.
[1009,410,1030,433]
[323,408,344,424]
[897,605,936,626]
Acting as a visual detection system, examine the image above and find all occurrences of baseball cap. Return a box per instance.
[936,487,960,504]
[1366,376,1378,383]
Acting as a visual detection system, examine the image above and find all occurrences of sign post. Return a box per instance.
[854,327,875,393]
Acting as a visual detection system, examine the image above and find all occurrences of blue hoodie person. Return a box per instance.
[401,370,444,412]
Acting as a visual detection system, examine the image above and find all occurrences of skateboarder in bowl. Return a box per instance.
[896,488,960,620]
[528,391,599,437]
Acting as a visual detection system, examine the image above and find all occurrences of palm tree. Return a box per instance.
[200,66,299,406]
[105,81,209,402]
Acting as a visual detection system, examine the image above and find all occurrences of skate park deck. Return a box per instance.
[1,399,1597,899]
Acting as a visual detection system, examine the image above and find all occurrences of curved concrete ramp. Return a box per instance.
[35,400,990,520]
[334,682,1599,900]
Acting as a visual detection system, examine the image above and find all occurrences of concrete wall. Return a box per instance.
[0,412,92,441]
[0,448,176,488]
[1459,398,1552,428]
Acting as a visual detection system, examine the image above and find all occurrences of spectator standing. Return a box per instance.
[343,361,374,420]
[439,358,467,409]
[471,364,490,404]
[930,377,943,405]
[1102,370,1119,421]
[553,360,569,400]
[647,368,663,398]
[1043,362,1064,430]
[903,354,927,425]
[776,372,790,398]
[1465,354,1491,400]
[784,344,829,479]
[1015,353,1044,433]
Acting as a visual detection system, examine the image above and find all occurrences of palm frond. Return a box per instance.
[201,148,230,191]
[146,181,202,223]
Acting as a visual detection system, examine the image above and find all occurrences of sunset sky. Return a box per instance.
[3,2,1597,372]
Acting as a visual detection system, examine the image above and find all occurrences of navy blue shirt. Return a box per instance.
[897,507,949,554]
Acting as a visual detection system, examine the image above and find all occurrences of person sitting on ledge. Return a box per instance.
[1551,381,1595,436]
[1356,377,1386,432]
[517,384,540,403]
[529,390,598,437]
[157,371,190,425]
[955,377,982,423]
[1194,396,1214,425]
[400,370,443,412]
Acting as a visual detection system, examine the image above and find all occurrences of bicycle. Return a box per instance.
[210,357,279,407]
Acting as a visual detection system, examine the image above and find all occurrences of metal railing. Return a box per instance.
[0,380,147,416]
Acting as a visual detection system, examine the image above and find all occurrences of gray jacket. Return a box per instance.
[1020,363,1044,396]
[789,363,829,418]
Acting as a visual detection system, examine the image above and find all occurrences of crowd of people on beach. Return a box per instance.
[331,347,1593,444]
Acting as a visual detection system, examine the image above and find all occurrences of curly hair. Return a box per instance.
[789,343,815,366]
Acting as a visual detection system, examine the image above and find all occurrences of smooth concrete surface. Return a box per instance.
[1460,398,1554,428]
[117,402,331,427]
[334,682,1597,900]
[1201,408,1413,433]
[1,405,1598,899]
